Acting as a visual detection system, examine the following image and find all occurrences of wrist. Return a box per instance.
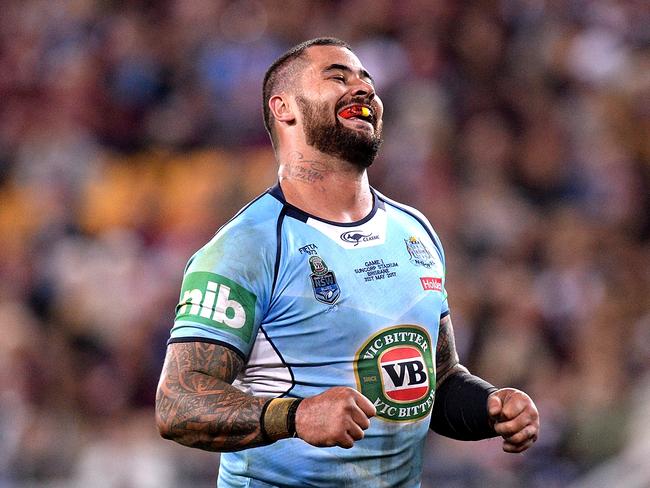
[260,398,303,442]
[430,371,499,441]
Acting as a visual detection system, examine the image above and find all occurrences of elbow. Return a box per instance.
[154,390,202,447]
[154,398,220,451]
[155,411,172,440]
[154,390,176,441]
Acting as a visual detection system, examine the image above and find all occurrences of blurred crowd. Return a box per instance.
[1,0,649,487]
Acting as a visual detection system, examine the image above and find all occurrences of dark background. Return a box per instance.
[1,1,648,487]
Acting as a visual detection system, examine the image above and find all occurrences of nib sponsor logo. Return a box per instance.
[176,272,256,342]
[420,277,442,292]
[179,281,245,328]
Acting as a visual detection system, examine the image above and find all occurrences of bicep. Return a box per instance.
[159,341,245,393]
[435,315,466,387]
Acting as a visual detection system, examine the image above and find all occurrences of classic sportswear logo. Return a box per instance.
[354,325,436,422]
[340,231,380,246]
[176,272,256,342]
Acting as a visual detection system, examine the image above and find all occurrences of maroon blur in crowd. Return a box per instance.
[0,1,648,486]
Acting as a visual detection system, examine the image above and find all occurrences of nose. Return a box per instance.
[351,77,375,100]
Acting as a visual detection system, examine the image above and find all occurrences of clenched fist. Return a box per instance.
[295,387,376,449]
[488,388,540,453]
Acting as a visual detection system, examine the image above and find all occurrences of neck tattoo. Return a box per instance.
[284,151,331,184]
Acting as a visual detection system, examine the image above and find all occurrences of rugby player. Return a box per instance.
[155,38,539,487]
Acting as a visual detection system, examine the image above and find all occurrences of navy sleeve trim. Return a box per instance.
[167,337,247,362]
[260,325,296,397]
[440,310,450,320]
[270,206,287,299]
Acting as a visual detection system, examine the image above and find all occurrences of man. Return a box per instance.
[155,38,539,487]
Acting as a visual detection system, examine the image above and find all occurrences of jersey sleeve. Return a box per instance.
[168,217,275,359]
[435,233,450,319]
[403,202,451,319]
[375,189,452,320]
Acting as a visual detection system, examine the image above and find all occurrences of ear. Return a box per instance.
[269,94,296,126]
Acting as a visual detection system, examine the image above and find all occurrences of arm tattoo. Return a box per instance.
[435,315,467,388]
[155,342,268,452]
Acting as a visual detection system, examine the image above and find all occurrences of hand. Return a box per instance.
[295,386,376,449]
[487,388,540,453]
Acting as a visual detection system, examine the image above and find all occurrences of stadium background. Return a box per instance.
[1,0,648,487]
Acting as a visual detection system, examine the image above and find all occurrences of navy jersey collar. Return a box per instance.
[268,182,383,227]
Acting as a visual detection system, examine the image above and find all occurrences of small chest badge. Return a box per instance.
[405,236,435,268]
[309,255,341,305]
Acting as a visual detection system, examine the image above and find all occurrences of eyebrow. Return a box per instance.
[323,63,375,85]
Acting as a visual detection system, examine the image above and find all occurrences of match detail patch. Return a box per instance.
[175,272,256,342]
[354,325,436,422]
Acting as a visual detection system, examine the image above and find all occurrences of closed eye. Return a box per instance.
[323,63,375,88]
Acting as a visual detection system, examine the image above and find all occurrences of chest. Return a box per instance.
[267,218,446,342]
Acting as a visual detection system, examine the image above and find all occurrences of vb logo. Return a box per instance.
[379,347,429,402]
[354,325,436,422]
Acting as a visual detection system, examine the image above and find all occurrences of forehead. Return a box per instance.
[305,45,364,69]
[302,45,368,77]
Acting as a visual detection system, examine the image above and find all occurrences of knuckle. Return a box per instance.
[340,436,354,449]
[510,442,525,453]
[525,425,538,440]
[512,431,527,444]
[504,431,518,442]
[499,421,516,435]
[495,422,511,436]
[520,412,532,426]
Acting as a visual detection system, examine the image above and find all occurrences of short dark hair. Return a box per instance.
[262,37,351,143]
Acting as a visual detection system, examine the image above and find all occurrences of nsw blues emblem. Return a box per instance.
[309,255,341,305]
[405,236,435,268]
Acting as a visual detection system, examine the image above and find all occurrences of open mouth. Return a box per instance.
[338,104,374,125]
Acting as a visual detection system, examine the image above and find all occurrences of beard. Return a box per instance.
[296,95,382,168]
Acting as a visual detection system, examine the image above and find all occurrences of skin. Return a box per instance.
[436,315,540,453]
[155,44,540,453]
[155,342,267,452]
[269,45,383,223]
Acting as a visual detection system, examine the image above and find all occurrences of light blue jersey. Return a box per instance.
[169,184,450,488]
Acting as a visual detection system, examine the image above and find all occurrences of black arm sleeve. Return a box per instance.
[430,370,499,441]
